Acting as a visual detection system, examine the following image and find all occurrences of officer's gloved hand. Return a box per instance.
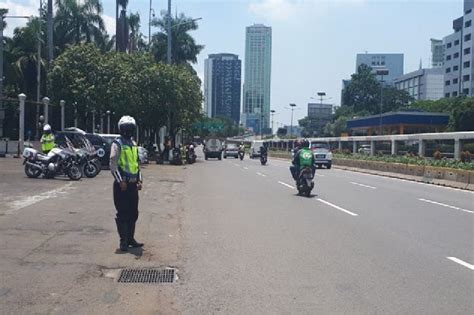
[137,181,142,191]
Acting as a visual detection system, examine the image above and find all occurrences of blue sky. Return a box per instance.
[2,0,462,126]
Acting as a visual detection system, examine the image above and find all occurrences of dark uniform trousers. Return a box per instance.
[113,181,139,241]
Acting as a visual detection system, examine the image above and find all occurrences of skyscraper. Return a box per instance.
[242,24,272,135]
[204,54,242,124]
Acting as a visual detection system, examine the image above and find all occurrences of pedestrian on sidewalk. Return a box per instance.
[109,115,144,252]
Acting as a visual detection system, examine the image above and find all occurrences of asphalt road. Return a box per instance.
[0,150,473,314]
[177,150,474,314]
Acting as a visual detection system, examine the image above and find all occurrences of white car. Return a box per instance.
[310,141,332,169]
[250,140,264,158]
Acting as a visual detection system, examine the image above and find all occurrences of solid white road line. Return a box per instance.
[316,198,359,216]
[447,257,474,270]
[418,198,474,214]
[256,172,267,177]
[350,182,377,189]
[278,181,295,189]
[315,174,325,177]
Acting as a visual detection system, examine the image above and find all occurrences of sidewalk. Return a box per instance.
[0,158,186,314]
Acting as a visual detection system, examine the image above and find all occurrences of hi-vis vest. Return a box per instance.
[116,138,139,178]
[299,148,313,168]
[41,134,55,152]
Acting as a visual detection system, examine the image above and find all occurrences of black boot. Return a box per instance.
[115,219,129,251]
[128,222,144,248]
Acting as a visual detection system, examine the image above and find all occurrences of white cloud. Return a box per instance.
[103,14,115,36]
[249,0,300,21]
[0,0,37,36]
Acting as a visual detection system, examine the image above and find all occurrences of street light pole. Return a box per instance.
[289,103,296,138]
[270,110,276,136]
[317,92,326,105]
[375,68,389,135]
[106,110,111,134]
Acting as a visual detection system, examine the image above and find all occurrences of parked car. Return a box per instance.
[358,144,371,155]
[204,138,223,160]
[224,143,239,159]
[250,140,264,158]
[310,141,332,169]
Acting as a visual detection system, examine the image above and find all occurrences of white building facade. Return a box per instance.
[394,68,444,101]
[443,0,474,97]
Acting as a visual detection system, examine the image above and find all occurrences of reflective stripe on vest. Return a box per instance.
[116,138,139,178]
[299,148,313,168]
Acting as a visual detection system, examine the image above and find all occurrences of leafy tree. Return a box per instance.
[151,12,204,64]
[342,64,413,115]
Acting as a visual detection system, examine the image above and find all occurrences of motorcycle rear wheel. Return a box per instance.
[68,165,83,181]
[24,164,41,178]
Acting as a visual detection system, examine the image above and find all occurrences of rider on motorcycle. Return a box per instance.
[40,124,55,154]
[239,142,245,152]
[290,139,315,181]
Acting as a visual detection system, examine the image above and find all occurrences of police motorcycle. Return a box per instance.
[186,144,197,164]
[73,137,101,178]
[22,136,83,180]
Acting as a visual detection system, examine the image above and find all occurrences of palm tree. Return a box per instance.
[127,12,141,53]
[54,0,105,49]
[116,0,129,52]
[151,12,204,64]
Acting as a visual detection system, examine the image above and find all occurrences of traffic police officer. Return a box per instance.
[110,116,144,251]
[40,124,55,154]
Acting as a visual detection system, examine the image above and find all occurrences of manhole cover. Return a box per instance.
[118,268,176,283]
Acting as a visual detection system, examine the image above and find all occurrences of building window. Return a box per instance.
[447,55,452,61]
[466,20,472,27]
[453,91,458,97]
[465,47,471,55]
[467,9,473,14]
[453,78,459,84]
[454,52,460,58]
[465,34,471,41]
[464,61,471,68]
[453,65,459,71]
[463,74,470,81]
[445,80,451,86]
[447,42,452,48]
[446,67,451,73]
[445,93,450,98]
[455,39,460,46]
[463,88,470,95]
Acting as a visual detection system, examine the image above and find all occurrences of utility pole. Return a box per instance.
[167,0,172,64]
[375,69,389,135]
[36,0,43,140]
[289,103,296,138]
[270,110,276,136]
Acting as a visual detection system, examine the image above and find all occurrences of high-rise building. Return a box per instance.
[443,0,474,97]
[204,54,242,124]
[431,38,445,68]
[356,53,404,85]
[394,68,444,101]
[242,24,272,135]
[307,103,334,136]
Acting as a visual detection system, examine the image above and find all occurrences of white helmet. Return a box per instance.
[118,115,136,128]
[43,124,51,132]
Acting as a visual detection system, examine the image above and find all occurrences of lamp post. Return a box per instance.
[106,110,111,134]
[166,0,172,64]
[375,68,389,135]
[60,100,65,131]
[270,109,276,136]
[18,93,26,154]
[317,92,326,104]
[289,103,296,138]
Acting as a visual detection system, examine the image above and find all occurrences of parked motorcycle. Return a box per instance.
[296,167,314,197]
[186,145,197,164]
[171,147,183,165]
[22,146,83,180]
[75,137,101,178]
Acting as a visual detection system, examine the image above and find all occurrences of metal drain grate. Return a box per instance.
[118,268,176,283]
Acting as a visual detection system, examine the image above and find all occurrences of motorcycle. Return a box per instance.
[186,145,197,164]
[296,167,314,197]
[22,146,83,180]
[260,152,268,165]
[75,137,101,178]
[171,147,183,165]
[238,149,245,160]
